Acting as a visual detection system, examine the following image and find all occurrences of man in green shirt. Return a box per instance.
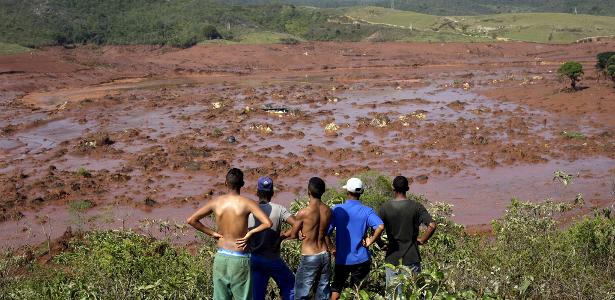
[378,175,437,299]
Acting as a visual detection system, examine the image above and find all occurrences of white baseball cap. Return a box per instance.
[343,177,364,194]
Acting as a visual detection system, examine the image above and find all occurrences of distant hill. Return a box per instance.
[1,0,613,48]
[231,0,615,16]
[344,6,615,43]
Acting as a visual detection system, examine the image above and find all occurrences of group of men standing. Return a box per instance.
[187,168,437,300]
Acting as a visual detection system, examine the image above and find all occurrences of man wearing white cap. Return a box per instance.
[327,177,385,300]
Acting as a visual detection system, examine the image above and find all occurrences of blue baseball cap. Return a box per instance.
[257,176,273,192]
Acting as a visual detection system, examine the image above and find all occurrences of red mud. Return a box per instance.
[1,42,614,247]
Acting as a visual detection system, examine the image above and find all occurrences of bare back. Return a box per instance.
[212,194,255,251]
[296,200,332,255]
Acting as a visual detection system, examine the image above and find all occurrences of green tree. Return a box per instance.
[607,55,615,82]
[557,61,584,90]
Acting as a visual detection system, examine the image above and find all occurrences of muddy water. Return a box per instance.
[1,72,614,249]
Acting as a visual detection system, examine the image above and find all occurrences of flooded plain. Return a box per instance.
[1,42,614,248]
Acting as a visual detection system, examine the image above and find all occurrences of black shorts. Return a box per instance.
[331,260,371,293]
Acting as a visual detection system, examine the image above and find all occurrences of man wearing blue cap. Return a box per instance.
[248,176,298,300]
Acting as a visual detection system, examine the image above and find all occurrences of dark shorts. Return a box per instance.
[331,260,371,293]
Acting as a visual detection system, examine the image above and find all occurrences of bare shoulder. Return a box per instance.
[295,207,310,219]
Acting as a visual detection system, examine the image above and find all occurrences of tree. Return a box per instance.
[596,52,615,70]
[596,51,615,82]
[607,55,615,83]
[557,61,583,90]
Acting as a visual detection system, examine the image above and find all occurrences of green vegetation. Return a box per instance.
[557,61,584,90]
[2,171,614,299]
[68,200,94,212]
[560,130,586,140]
[0,43,31,55]
[232,0,615,16]
[607,55,615,82]
[344,7,615,43]
[1,1,614,49]
[596,52,615,70]
[74,167,92,178]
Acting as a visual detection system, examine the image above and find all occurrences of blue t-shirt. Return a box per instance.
[328,200,384,265]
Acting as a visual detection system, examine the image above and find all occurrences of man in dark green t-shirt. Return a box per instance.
[378,175,437,299]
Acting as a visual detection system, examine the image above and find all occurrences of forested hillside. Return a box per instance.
[1,0,614,48]
[233,0,615,16]
[0,0,370,47]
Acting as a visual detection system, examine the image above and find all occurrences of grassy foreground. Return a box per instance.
[1,172,614,299]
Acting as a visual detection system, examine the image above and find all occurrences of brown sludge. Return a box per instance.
[0,42,614,247]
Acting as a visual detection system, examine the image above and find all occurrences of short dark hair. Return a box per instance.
[226,168,244,190]
[257,189,273,200]
[393,175,409,193]
[308,177,326,199]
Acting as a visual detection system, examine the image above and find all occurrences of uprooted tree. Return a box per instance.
[557,61,584,90]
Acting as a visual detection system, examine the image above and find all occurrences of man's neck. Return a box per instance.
[394,192,407,201]
[227,189,241,196]
[259,198,271,204]
[309,197,321,205]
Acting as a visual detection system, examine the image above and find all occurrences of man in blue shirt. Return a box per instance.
[327,177,385,300]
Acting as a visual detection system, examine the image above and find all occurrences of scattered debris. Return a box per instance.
[369,114,390,128]
[226,136,237,144]
[250,123,273,134]
[261,104,292,115]
[324,122,340,134]
[212,102,223,109]
[415,174,429,183]
[446,100,467,111]
[410,110,427,120]
[144,197,158,207]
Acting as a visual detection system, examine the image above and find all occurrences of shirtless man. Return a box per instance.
[187,168,272,300]
[285,177,333,300]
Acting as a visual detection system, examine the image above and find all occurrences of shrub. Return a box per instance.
[202,25,222,40]
[596,51,615,70]
[607,55,615,81]
[557,61,584,90]
[2,172,614,299]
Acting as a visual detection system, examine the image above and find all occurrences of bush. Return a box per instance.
[2,172,614,300]
[596,51,615,70]
[607,55,615,81]
[557,61,584,90]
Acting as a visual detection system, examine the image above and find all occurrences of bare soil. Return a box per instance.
[1,42,614,247]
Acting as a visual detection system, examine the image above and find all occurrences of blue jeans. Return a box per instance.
[250,254,295,300]
[385,263,422,300]
[294,252,331,300]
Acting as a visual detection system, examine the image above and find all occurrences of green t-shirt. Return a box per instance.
[378,199,433,265]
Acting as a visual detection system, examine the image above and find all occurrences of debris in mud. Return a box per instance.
[250,123,274,134]
[212,102,223,109]
[1,124,18,135]
[110,173,131,182]
[415,174,429,184]
[398,115,411,127]
[369,114,391,128]
[261,104,292,115]
[410,110,428,120]
[446,100,467,111]
[76,132,115,153]
[226,136,237,144]
[144,197,158,207]
[211,128,224,138]
[324,122,340,134]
